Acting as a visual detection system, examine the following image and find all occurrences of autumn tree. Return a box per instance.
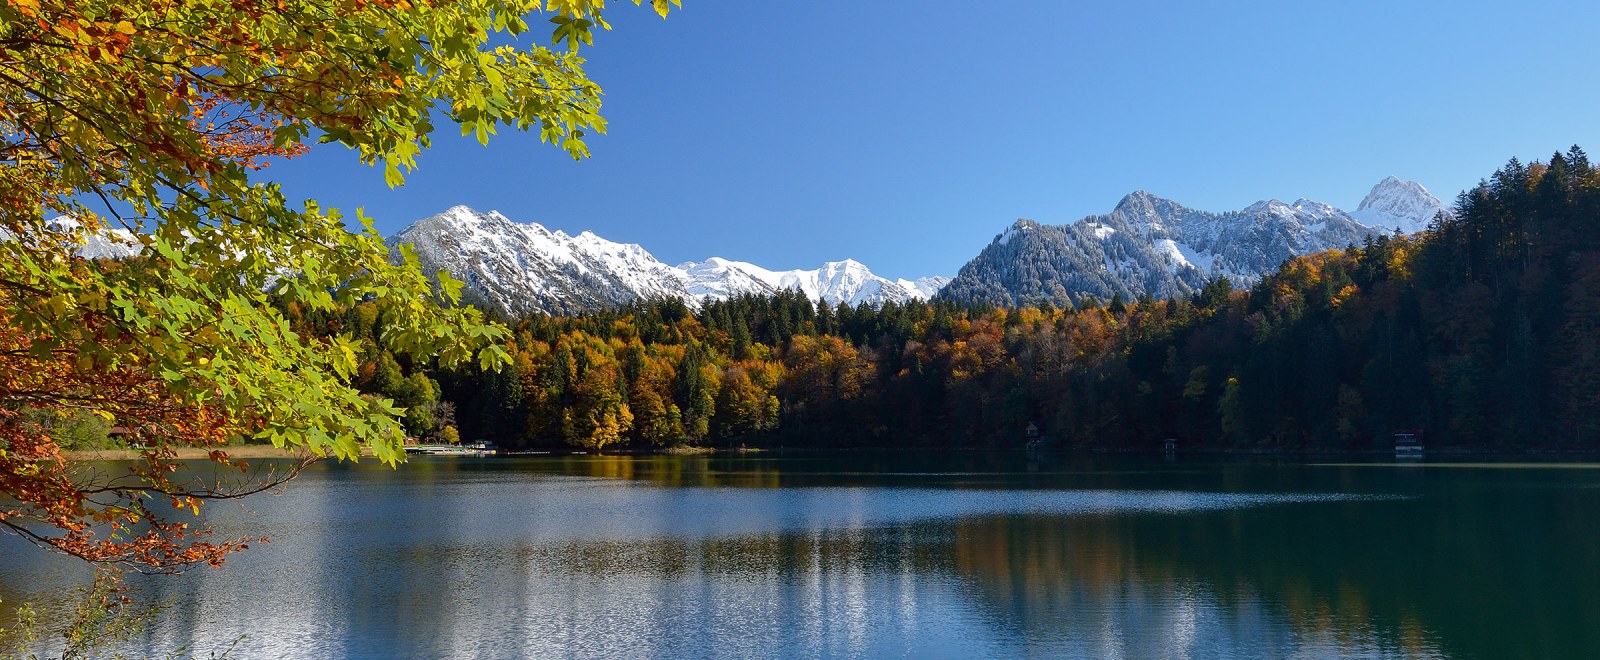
[0,0,677,573]
[715,364,778,441]
[555,333,633,448]
[625,342,686,446]
[781,334,871,432]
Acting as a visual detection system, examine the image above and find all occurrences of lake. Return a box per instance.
[4,453,1599,658]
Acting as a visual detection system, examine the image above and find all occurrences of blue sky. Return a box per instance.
[263,1,1600,279]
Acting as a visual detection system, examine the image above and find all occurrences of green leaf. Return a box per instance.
[383,161,405,188]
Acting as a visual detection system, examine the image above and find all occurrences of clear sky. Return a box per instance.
[262,1,1600,280]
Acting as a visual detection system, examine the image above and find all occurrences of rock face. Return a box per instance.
[938,178,1448,308]
[389,206,947,317]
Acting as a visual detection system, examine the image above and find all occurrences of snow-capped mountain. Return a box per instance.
[390,206,690,317]
[673,257,945,307]
[938,178,1446,308]
[49,217,143,259]
[1348,176,1452,234]
[389,206,946,317]
[898,276,951,300]
[0,217,144,259]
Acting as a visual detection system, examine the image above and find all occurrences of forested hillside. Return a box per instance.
[300,149,1600,452]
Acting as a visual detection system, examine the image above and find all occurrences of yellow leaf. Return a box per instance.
[114,20,135,35]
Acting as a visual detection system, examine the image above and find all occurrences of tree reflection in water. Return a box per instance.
[4,455,1597,658]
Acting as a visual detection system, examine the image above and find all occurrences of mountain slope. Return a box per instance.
[673,257,942,307]
[389,207,947,316]
[50,217,143,259]
[939,178,1445,307]
[389,206,690,317]
[897,276,951,300]
[1348,176,1453,234]
[0,217,143,259]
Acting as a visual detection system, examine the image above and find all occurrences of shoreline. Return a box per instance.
[61,445,329,461]
[60,444,1600,462]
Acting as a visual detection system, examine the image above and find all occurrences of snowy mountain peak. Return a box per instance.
[675,257,945,307]
[436,205,496,228]
[1360,176,1411,202]
[1357,176,1441,213]
[1113,191,1194,233]
[686,256,737,269]
[1351,176,1451,234]
[898,276,952,300]
[997,219,1040,245]
[941,180,1420,309]
[388,207,946,316]
[27,216,144,259]
[390,206,689,317]
[1116,190,1158,207]
[1115,190,1186,215]
[440,204,477,218]
[1243,199,1289,214]
[1292,198,1341,214]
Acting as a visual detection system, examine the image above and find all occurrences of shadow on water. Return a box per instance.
[3,453,1597,657]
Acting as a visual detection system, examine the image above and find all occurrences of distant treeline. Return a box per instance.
[287,147,1600,452]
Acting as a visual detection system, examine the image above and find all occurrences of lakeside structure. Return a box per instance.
[406,441,498,457]
[1394,431,1424,459]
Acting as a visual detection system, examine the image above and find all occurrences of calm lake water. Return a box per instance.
[4,453,1600,658]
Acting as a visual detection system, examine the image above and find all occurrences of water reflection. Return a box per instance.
[3,455,1598,658]
[947,514,1445,658]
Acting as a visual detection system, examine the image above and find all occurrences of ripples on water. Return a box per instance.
[5,455,1597,658]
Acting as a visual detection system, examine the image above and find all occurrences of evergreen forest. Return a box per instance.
[299,149,1600,453]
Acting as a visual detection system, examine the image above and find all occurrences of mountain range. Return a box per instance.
[21,176,1451,317]
[936,177,1450,307]
[0,217,143,260]
[389,206,947,317]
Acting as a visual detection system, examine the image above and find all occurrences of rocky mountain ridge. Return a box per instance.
[389,206,946,317]
[937,177,1448,307]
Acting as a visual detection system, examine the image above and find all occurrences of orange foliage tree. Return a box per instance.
[0,0,675,573]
